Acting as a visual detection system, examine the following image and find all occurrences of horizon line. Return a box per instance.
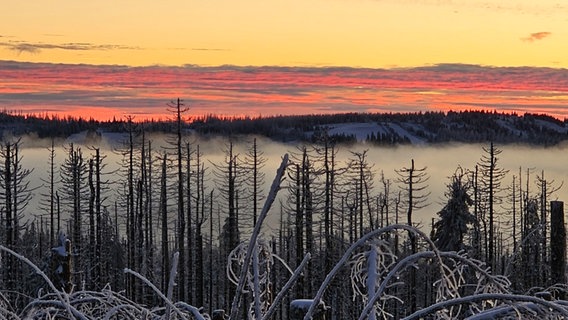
[3,59,568,71]
[3,108,565,124]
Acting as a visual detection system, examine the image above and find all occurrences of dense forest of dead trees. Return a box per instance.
[0,106,567,319]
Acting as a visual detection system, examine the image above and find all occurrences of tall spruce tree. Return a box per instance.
[432,167,475,252]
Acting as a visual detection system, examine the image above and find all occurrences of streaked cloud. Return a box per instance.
[0,41,141,54]
[1,60,568,120]
[522,31,551,42]
[191,48,229,51]
[371,1,564,16]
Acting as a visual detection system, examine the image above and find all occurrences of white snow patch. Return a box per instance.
[290,299,327,310]
[290,299,315,310]
[326,122,382,141]
[385,122,426,145]
[324,122,426,144]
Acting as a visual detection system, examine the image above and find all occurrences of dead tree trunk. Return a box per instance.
[550,201,565,296]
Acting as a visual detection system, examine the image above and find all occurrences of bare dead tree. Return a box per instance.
[395,158,429,313]
[477,142,508,270]
[166,98,190,301]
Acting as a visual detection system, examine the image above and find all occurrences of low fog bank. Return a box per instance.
[16,132,568,235]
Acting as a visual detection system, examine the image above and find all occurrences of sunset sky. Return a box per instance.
[1,0,568,120]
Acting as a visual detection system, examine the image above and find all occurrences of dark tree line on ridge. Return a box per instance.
[1,109,567,146]
[0,103,566,318]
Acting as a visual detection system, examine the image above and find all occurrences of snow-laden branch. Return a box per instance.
[503,222,546,277]
[0,244,87,320]
[358,250,510,320]
[124,268,197,320]
[403,293,568,320]
[103,304,144,320]
[350,240,398,319]
[176,302,211,320]
[304,224,439,320]
[166,251,179,320]
[0,303,19,319]
[261,253,311,320]
[229,154,288,320]
[253,245,261,320]
[365,244,378,320]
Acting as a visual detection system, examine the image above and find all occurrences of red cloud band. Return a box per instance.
[1,61,567,121]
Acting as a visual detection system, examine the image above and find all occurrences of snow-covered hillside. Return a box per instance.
[304,112,568,145]
[322,121,427,144]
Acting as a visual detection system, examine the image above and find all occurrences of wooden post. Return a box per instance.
[550,201,565,298]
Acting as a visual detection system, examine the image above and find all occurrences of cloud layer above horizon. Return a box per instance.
[1,60,568,121]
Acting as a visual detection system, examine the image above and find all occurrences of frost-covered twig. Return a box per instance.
[366,244,378,320]
[175,302,210,320]
[503,223,546,277]
[253,245,262,320]
[464,302,562,320]
[305,224,438,320]
[350,240,398,320]
[358,250,441,320]
[358,250,510,320]
[229,154,288,320]
[102,304,144,320]
[0,306,19,319]
[0,245,87,320]
[124,264,200,320]
[168,251,179,300]
[271,252,295,275]
[0,291,18,319]
[166,251,179,320]
[403,293,568,320]
[261,253,311,320]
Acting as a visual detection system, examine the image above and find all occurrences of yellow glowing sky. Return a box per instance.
[1,0,565,68]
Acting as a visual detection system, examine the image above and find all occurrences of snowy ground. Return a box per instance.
[323,121,426,144]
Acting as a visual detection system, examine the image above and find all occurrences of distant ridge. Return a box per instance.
[190,111,568,146]
[1,110,567,146]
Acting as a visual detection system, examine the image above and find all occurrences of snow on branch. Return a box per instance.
[0,244,86,320]
[228,154,288,320]
[404,293,568,319]
[304,223,439,320]
[262,253,311,320]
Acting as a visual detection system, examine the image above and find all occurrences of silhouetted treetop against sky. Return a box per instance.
[0,110,566,146]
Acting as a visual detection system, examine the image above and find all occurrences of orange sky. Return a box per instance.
[1,1,567,120]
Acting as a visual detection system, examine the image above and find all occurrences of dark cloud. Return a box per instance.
[522,32,551,42]
[0,41,141,54]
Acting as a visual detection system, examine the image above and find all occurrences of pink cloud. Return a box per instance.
[1,61,568,120]
[522,31,551,42]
